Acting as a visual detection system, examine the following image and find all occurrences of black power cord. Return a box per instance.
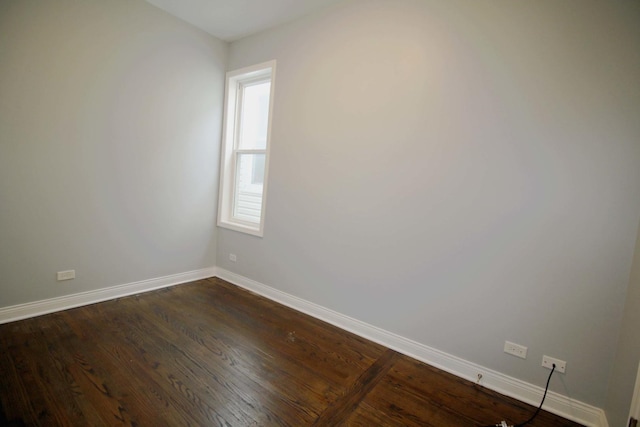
[479,363,556,427]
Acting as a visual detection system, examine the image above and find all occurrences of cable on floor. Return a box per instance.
[478,363,556,427]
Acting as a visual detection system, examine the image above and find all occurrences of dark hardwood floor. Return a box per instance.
[0,277,582,426]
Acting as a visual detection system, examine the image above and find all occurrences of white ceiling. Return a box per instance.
[146,0,343,42]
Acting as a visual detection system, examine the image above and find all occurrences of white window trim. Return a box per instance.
[217,60,276,237]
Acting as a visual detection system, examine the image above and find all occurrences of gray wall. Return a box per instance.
[219,0,640,408]
[0,0,226,307]
[606,221,640,427]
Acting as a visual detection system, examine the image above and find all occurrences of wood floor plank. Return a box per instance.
[157,279,383,415]
[198,278,385,372]
[0,278,584,426]
[2,317,107,427]
[51,310,184,427]
[135,292,325,424]
[68,299,257,426]
[97,284,332,425]
[1,345,38,426]
[161,284,368,423]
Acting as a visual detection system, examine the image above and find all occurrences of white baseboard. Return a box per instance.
[215,267,609,427]
[0,267,217,324]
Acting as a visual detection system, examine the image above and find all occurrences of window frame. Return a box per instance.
[217,61,276,237]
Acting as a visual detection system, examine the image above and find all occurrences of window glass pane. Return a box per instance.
[233,153,265,223]
[251,153,265,185]
[238,81,271,150]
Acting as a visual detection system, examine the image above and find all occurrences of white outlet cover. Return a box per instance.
[504,341,528,359]
[542,355,566,373]
[57,270,76,281]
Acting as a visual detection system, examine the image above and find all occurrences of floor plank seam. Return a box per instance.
[312,349,399,426]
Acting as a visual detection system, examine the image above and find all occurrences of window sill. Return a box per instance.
[217,219,264,237]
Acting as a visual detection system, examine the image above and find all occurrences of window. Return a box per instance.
[218,61,276,236]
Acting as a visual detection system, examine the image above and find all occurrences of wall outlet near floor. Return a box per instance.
[542,355,566,373]
[504,341,528,359]
[57,270,75,281]
[229,253,237,262]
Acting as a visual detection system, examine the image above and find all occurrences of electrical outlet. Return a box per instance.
[57,270,75,281]
[542,355,566,373]
[229,253,237,262]
[504,341,528,359]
